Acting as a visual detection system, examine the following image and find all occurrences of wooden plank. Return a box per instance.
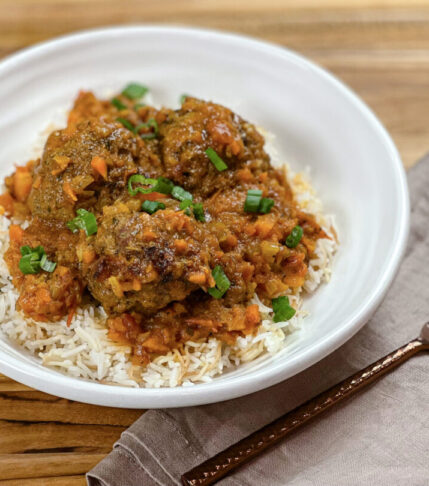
[0,391,142,425]
[0,476,86,486]
[0,375,32,392]
[0,421,124,454]
[0,453,103,480]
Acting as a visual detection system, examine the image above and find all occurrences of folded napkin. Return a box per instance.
[88,155,429,486]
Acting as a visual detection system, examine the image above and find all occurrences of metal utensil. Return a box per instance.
[182,323,429,486]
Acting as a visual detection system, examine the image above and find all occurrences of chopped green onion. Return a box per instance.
[208,265,231,298]
[172,186,193,202]
[111,98,127,110]
[244,189,263,213]
[137,118,159,140]
[285,225,303,248]
[127,175,174,196]
[20,245,44,258]
[134,103,145,110]
[271,296,296,322]
[20,246,31,256]
[19,245,56,275]
[153,177,174,195]
[259,197,274,214]
[141,200,166,215]
[244,190,275,214]
[192,202,205,222]
[122,83,148,100]
[179,199,193,216]
[179,199,205,221]
[180,94,190,104]
[127,175,157,195]
[19,254,40,274]
[205,147,228,172]
[116,117,135,132]
[40,253,57,273]
[67,209,98,236]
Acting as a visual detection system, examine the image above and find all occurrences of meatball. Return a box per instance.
[82,201,220,315]
[28,118,161,222]
[159,97,270,196]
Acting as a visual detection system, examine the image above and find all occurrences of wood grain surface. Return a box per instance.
[0,1,428,484]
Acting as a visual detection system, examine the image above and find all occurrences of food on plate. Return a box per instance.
[0,84,337,387]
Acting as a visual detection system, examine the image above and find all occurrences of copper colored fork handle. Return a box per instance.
[182,337,429,486]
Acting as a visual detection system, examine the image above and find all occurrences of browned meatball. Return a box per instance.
[28,118,161,222]
[81,201,220,315]
[159,97,270,196]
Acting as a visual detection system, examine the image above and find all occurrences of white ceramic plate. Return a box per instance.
[0,26,409,408]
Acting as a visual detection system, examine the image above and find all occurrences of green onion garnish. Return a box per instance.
[285,225,303,248]
[179,199,193,216]
[141,200,165,215]
[205,147,228,172]
[116,117,135,132]
[67,209,98,236]
[271,296,296,322]
[19,254,40,274]
[244,189,263,213]
[192,203,205,222]
[137,118,159,140]
[111,98,127,111]
[134,103,145,110]
[19,245,56,275]
[179,199,205,221]
[127,176,205,221]
[244,190,275,214]
[128,174,157,196]
[127,175,174,196]
[40,253,57,273]
[172,186,193,202]
[259,198,274,214]
[180,94,190,104]
[122,83,148,100]
[208,265,231,298]
[20,245,44,258]
[154,177,175,194]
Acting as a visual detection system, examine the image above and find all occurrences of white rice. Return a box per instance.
[0,128,337,388]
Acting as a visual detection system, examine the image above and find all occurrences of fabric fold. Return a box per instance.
[88,155,429,486]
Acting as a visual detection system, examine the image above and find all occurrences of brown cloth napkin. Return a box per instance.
[87,155,429,486]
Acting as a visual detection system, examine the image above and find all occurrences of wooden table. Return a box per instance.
[0,1,428,484]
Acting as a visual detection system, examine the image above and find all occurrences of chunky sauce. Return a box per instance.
[1,90,327,363]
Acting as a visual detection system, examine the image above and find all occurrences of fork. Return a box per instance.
[182,322,429,486]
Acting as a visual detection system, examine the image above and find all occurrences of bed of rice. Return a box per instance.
[0,127,337,388]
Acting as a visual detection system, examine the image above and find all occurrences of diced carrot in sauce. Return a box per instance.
[188,272,207,285]
[174,239,188,253]
[0,193,14,215]
[63,181,77,202]
[245,304,261,328]
[254,218,275,239]
[91,156,108,179]
[236,168,254,183]
[82,249,96,264]
[9,224,24,244]
[13,167,33,202]
[142,229,157,241]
